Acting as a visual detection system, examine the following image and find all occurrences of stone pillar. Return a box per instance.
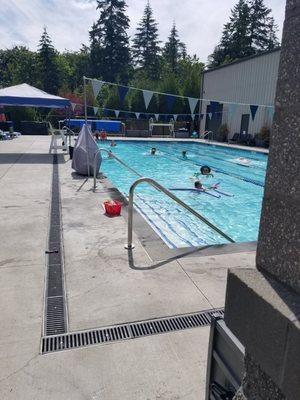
[224,1,300,399]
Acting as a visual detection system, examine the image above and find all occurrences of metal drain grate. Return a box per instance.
[44,154,67,336]
[41,308,224,354]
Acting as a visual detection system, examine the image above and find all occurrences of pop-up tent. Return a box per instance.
[0,83,70,108]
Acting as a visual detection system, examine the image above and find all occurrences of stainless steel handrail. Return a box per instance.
[93,148,142,190]
[203,130,213,140]
[125,177,235,249]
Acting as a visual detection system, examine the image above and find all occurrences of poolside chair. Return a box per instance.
[49,122,68,153]
[228,133,240,144]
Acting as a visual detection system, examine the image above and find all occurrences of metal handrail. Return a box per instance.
[125,177,235,250]
[203,130,213,140]
[93,148,142,190]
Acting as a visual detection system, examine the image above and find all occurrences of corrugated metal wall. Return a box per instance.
[200,50,281,137]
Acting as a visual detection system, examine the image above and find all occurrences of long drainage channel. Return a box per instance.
[41,308,224,354]
[44,153,68,336]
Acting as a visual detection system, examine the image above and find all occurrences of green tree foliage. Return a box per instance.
[37,28,60,94]
[208,0,279,68]
[0,47,37,87]
[89,0,131,82]
[163,22,186,73]
[132,1,161,80]
[249,0,279,51]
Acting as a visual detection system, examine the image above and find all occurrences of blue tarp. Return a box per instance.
[0,83,70,108]
[62,119,122,132]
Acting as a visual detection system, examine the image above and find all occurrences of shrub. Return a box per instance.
[218,123,229,142]
[260,125,270,147]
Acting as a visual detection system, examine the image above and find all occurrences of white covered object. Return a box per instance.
[72,124,102,176]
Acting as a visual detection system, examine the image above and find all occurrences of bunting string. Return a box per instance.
[84,76,275,109]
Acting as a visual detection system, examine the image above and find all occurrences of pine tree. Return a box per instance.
[208,0,279,68]
[163,22,186,73]
[90,0,131,82]
[249,0,279,51]
[37,28,60,94]
[132,1,161,80]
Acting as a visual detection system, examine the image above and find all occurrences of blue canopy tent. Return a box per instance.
[0,83,70,108]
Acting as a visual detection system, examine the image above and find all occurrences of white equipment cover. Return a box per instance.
[72,124,102,176]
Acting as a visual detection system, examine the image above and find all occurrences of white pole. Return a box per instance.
[83,76,88,124]
[83,76,90,177]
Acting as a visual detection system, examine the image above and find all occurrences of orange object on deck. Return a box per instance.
[103,200,122,216]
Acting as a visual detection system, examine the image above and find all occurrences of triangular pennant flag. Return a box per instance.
[135,112,140,119]
[143,90,154,109]
[118,86,129,104]
[114,110,120,118]
[154,114,159,121]
[228,103,238,117]
[208,113,212,120]
[210,101,219,116]
[188,97,198,114]
[250,105,259,121]
[167,95,176,112]
[93,107,99,115]
[91,79,103,98]
[173,114,178,121]
[71,102,76,111]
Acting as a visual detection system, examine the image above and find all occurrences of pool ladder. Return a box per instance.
[93,150,235,250]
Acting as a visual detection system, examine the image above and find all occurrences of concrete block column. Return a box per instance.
[224,1,300,399]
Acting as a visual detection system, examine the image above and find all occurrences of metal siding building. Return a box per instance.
[200,49,281,138]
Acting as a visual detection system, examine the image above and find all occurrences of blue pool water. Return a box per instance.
[98,140,268,248]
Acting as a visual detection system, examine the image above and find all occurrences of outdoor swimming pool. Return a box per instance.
[99,140,268,248]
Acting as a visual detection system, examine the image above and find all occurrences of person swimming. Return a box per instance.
[110,140,116,147]
[194,180,203,189]
[194,180,219,191]
[200,165,214,177]
[192,165,214,181]
[150,147,157,155]
[182,150,187,159]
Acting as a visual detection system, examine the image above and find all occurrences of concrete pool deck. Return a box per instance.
[0,136,256,399]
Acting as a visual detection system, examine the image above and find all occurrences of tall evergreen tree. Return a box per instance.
[249,0,279,51]
[163,22,186,73]
[132,1,161,80]
[208,0,279,68]
[37,28,60,94]
[90,0,131,82]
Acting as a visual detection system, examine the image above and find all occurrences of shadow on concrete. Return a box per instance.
[0,153,66,164]
[127,245,213,270]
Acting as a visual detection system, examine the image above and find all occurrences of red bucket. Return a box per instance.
[103,200,122,216]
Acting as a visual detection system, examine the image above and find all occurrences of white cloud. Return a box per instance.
[0,0,285,62]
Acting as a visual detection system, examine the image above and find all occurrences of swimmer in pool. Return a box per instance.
[182,150,187,159]
[110,140,117,147]
[194,180,219,191]
[236,157,251,164]
[191,165,214,182]
[150,147,157,155]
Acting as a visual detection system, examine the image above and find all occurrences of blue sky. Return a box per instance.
[0,0,285,62]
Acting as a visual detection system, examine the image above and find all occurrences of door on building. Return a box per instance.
[240,114,250,134]
[205,103,223,138]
